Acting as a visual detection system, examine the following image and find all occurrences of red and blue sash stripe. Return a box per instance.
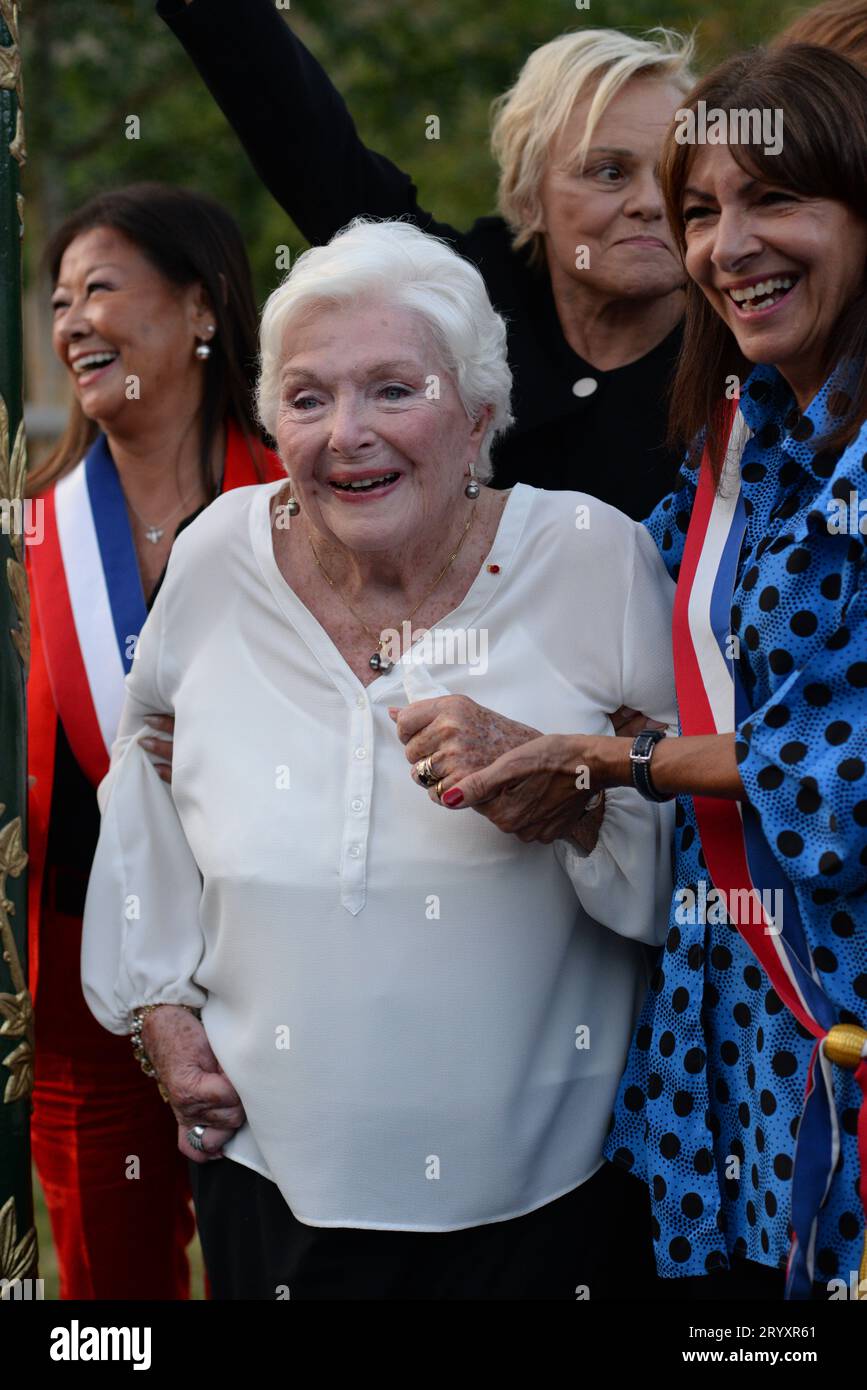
[29,419,284,788]
[33,435,141,786]
[672,405,867,1299]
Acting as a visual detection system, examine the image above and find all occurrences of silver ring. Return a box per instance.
[415,756,439,789]
[187,1125,207,1153]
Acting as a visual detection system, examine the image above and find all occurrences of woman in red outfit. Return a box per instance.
[26,183,284,1299]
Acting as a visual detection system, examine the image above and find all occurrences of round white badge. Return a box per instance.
[572,377,598,398]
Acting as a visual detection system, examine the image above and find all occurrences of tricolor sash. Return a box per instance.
[25,416,284,1000]
[672,404,867,1300]
[32,434,146,787]
[28,416,284,789]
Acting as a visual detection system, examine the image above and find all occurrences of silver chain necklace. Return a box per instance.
[125,489,196,544]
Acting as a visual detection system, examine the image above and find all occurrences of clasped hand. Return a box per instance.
[388,694,598,845]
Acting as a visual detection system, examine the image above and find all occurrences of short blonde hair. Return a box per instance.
[257,218,513,482]
[491,27,696,266]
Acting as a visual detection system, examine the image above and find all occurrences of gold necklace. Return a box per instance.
[307,506,476,672]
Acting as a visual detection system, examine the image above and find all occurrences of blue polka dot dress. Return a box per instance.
[605,362,867,1283]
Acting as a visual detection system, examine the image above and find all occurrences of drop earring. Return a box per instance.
[195,325,216,360]
[464,461,480,500]
[285,487,301,516]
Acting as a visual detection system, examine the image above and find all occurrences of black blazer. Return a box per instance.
[158,0,684,520]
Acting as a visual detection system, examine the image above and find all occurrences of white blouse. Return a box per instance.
[82,481,677,1231]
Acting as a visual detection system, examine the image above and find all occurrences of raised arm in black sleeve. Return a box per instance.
[156,0,685,516]
[156,0,463,248]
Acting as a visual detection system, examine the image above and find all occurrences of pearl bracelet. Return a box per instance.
[129,1002,200,1103]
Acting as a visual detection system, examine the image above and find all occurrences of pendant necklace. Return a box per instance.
[307,507,475,673]
[125,489,195,545]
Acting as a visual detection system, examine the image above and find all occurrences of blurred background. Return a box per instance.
[21,0,810,1295]
[24,0,808,462]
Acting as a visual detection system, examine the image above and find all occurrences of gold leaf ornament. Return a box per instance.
[0,991,33,1102]
[0,989,30,1034]
[8,420,26,528]
[0,810,26,882]
[0,1194,37,1285]
[0,1036,30,1103]
[0,392,30,668]
[0,1,24,167]
[0,41,18,94]
[0,808,31,1101]
[0,390,29,531]
[7,558,27,670]
[0,391,7,496]
[0,2,20,50]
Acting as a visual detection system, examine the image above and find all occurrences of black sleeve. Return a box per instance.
[156,0,465,248]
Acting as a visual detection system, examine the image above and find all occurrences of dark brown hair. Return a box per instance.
[29,182,272,498]
[660,45,867,481]
[773,0,867,69]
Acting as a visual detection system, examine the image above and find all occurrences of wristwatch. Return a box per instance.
[629,729,672,803]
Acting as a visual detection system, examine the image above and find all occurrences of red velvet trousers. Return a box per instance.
[31,889,195,1300]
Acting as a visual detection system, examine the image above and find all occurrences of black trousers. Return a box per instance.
[189,1156,792,1301]
[189,1156,664,1300]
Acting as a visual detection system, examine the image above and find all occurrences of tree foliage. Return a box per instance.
[24,0,804,300]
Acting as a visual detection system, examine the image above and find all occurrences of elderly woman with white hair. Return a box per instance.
[82,218,677,1300]
[161,2,694,521]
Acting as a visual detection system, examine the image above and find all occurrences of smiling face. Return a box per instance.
[51,225,215,433]
[538,76,687,301]
[682,145,867,407]
[274,298,488,556]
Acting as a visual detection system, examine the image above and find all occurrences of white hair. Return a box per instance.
[256,217,514,482]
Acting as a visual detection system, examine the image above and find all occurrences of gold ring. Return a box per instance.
[436,780,446,800]
[415,757,439,789]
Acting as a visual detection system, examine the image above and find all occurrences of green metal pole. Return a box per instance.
[0,0,36,1293]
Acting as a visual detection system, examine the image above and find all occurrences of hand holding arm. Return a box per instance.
[444,729,744,809]
[141,713,175,785]
[388,695,599,845]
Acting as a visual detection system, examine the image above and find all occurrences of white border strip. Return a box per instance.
[54,462,126,754]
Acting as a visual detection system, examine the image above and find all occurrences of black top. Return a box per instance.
[44,505,206,918]
[157,0,684,520]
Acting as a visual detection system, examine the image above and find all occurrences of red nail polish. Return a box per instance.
[442,788,464,807]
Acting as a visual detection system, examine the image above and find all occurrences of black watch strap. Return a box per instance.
[629,729,672,803]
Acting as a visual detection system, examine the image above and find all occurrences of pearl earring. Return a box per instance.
[195,325,216,360]
[464,461,480,500]
[286,493,301,516]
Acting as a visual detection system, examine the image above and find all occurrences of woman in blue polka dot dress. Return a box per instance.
[447,44,867,1299]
